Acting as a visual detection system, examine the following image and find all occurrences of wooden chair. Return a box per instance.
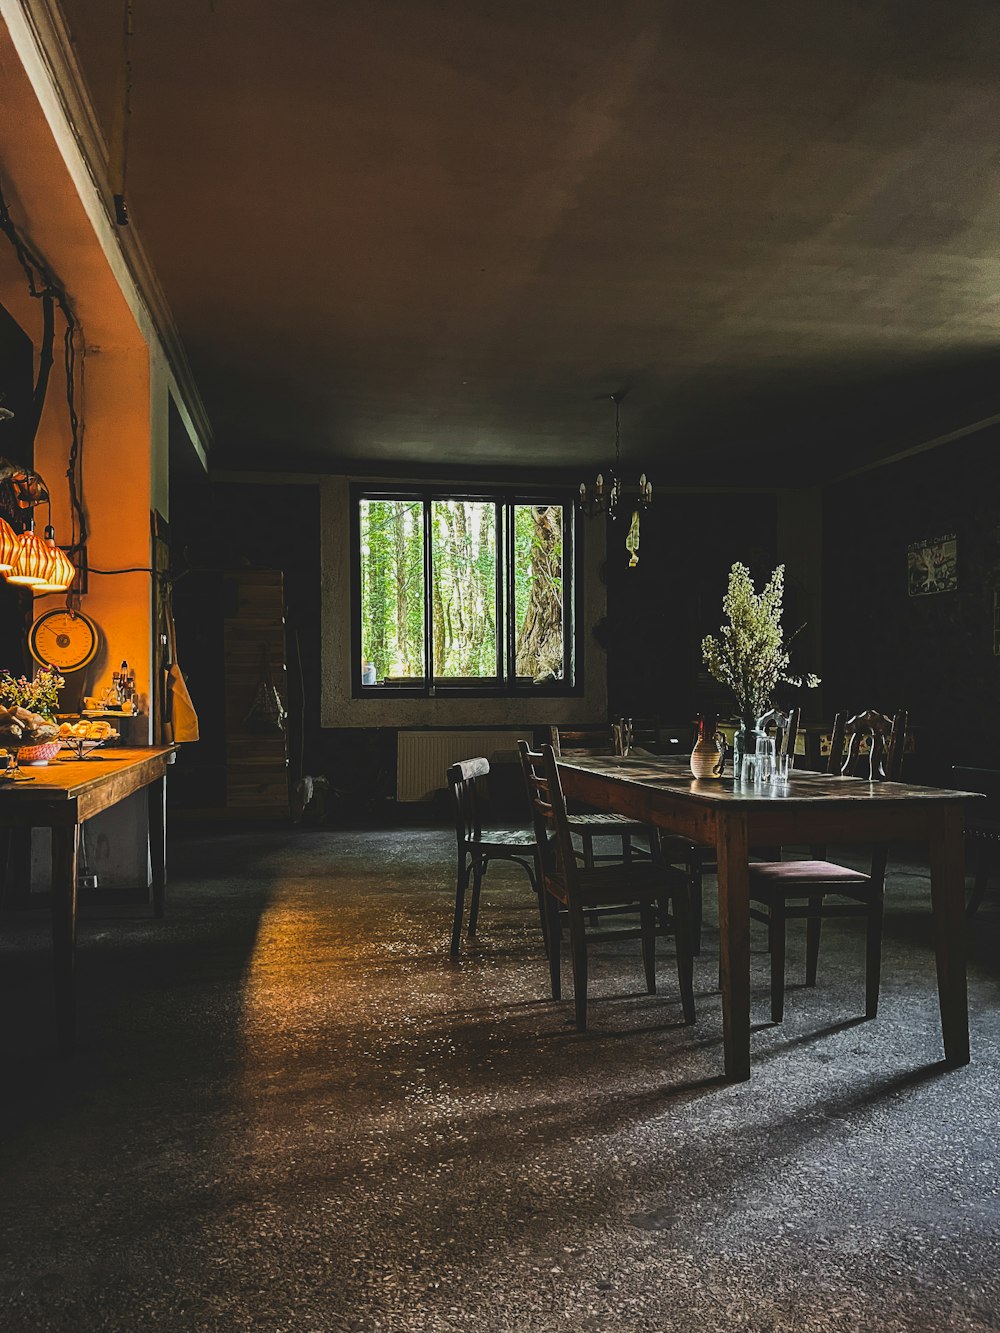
[448,757,544,956]
[951,766,1000,917]
[519,741,696,1031]
[748,708,907,1022]
[548,724,653,867]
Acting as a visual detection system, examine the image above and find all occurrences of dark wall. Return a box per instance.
[167,478,791,818]
[168,478,322,809]
[823,428,1000,785]
[604,492,779,727]
[0,302,34,672]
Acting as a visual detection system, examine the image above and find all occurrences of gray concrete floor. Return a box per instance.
[1,826,999,1332]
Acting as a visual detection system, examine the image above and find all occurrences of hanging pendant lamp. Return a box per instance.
[6,523,51,587]
[0,515,19,572]
[577,391,653,522]
[33,526,76,593]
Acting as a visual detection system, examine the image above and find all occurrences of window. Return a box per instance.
[353,487,579,695]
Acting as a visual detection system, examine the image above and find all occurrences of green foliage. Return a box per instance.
[0,665,65,718]
[360,498,565,683]
[701,562,819,720]
[360,500,424,680]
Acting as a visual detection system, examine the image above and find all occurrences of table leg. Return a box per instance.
[148,774,167,918]
[928,804,970,1067]
[716,811,751,1081]
[51,823,79,1059]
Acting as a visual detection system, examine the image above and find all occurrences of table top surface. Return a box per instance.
[0,747,174,802]
[557,753,984,807]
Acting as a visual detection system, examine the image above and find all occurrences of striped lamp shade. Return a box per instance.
[33,529,76,593]
[0,516,19,572]
[6,526,51,587]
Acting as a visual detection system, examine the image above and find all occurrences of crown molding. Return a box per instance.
[2,0,213,458]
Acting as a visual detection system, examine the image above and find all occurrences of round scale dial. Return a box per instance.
[28,609,100,672]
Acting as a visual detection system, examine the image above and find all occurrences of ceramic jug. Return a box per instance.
[690,713,726,779]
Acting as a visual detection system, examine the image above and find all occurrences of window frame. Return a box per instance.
[350,483,583,699]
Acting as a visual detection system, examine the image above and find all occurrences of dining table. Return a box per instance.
[556,752,982,1082]
[0,746,174,1057]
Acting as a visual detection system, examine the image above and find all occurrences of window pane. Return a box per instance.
[359,499,426,684]
[430,500,498,679]
[513,504,564,683]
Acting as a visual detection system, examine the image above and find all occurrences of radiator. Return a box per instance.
[396,730,533,802]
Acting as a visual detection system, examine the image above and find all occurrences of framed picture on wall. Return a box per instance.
[907,533,957,596]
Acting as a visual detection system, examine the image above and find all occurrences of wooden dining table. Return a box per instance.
[0,746,174,1056]
[556,753,982,1082]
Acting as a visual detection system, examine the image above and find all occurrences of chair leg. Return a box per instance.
[669,885,697,1025]
[467,859,485,937]
[533,854,550,955]
[622,833,633,867]
[805,895,822,987]
[865,889,885,1019]
[770,899,786,1023]
[543,892,562,999]
[966,845,991,918]
[569,907,588,1030]
[640,902,656,994]
[450,858,470,956]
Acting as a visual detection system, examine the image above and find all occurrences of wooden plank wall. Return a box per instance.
[223,570,289,818]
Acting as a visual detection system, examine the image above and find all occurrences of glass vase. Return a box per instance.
[733,716,757,783]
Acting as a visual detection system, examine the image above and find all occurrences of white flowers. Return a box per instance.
[701,563,819,720]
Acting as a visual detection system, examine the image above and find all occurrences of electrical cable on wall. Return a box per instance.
[0,182,88,570]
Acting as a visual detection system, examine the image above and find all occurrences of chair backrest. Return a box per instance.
[447,756,490,846]
[758,707,800,761]
[628,716,662,750]
[549,723,613,757]
[518,741,578,903]
[826,709,907,781]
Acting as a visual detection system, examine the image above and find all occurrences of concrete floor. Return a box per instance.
[1,825,999,1332]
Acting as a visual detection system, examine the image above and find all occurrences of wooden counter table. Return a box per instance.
[0,746,175,1056]
[556,753,981,1082]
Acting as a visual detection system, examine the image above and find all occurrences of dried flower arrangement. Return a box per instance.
[701,563,819,724]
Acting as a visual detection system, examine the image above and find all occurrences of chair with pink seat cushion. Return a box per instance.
[748,707,908,1023]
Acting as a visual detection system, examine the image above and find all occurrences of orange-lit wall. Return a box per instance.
[1,7,206,883]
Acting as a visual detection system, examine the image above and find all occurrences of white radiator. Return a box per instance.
[396,730,533,802]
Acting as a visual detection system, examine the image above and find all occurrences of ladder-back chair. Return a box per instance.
[447,757,544,956]
[519,741,695,1031]
[748,708,907,1022]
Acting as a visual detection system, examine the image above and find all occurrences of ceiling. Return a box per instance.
[58,0,1000,484]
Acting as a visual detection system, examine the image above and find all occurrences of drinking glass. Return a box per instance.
[755,733,776,783]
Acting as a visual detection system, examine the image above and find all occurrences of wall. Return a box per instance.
[823,428,1000,785]
[167,477,822,818]
[0,6,208,884]
[603,489,822,728]
[0,301,33,671]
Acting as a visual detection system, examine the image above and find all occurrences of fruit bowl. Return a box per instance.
[18,739,63,766]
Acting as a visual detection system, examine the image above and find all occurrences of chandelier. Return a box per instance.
[577,391,653,522]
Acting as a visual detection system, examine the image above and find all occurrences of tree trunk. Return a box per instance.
[515,505,563,680]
